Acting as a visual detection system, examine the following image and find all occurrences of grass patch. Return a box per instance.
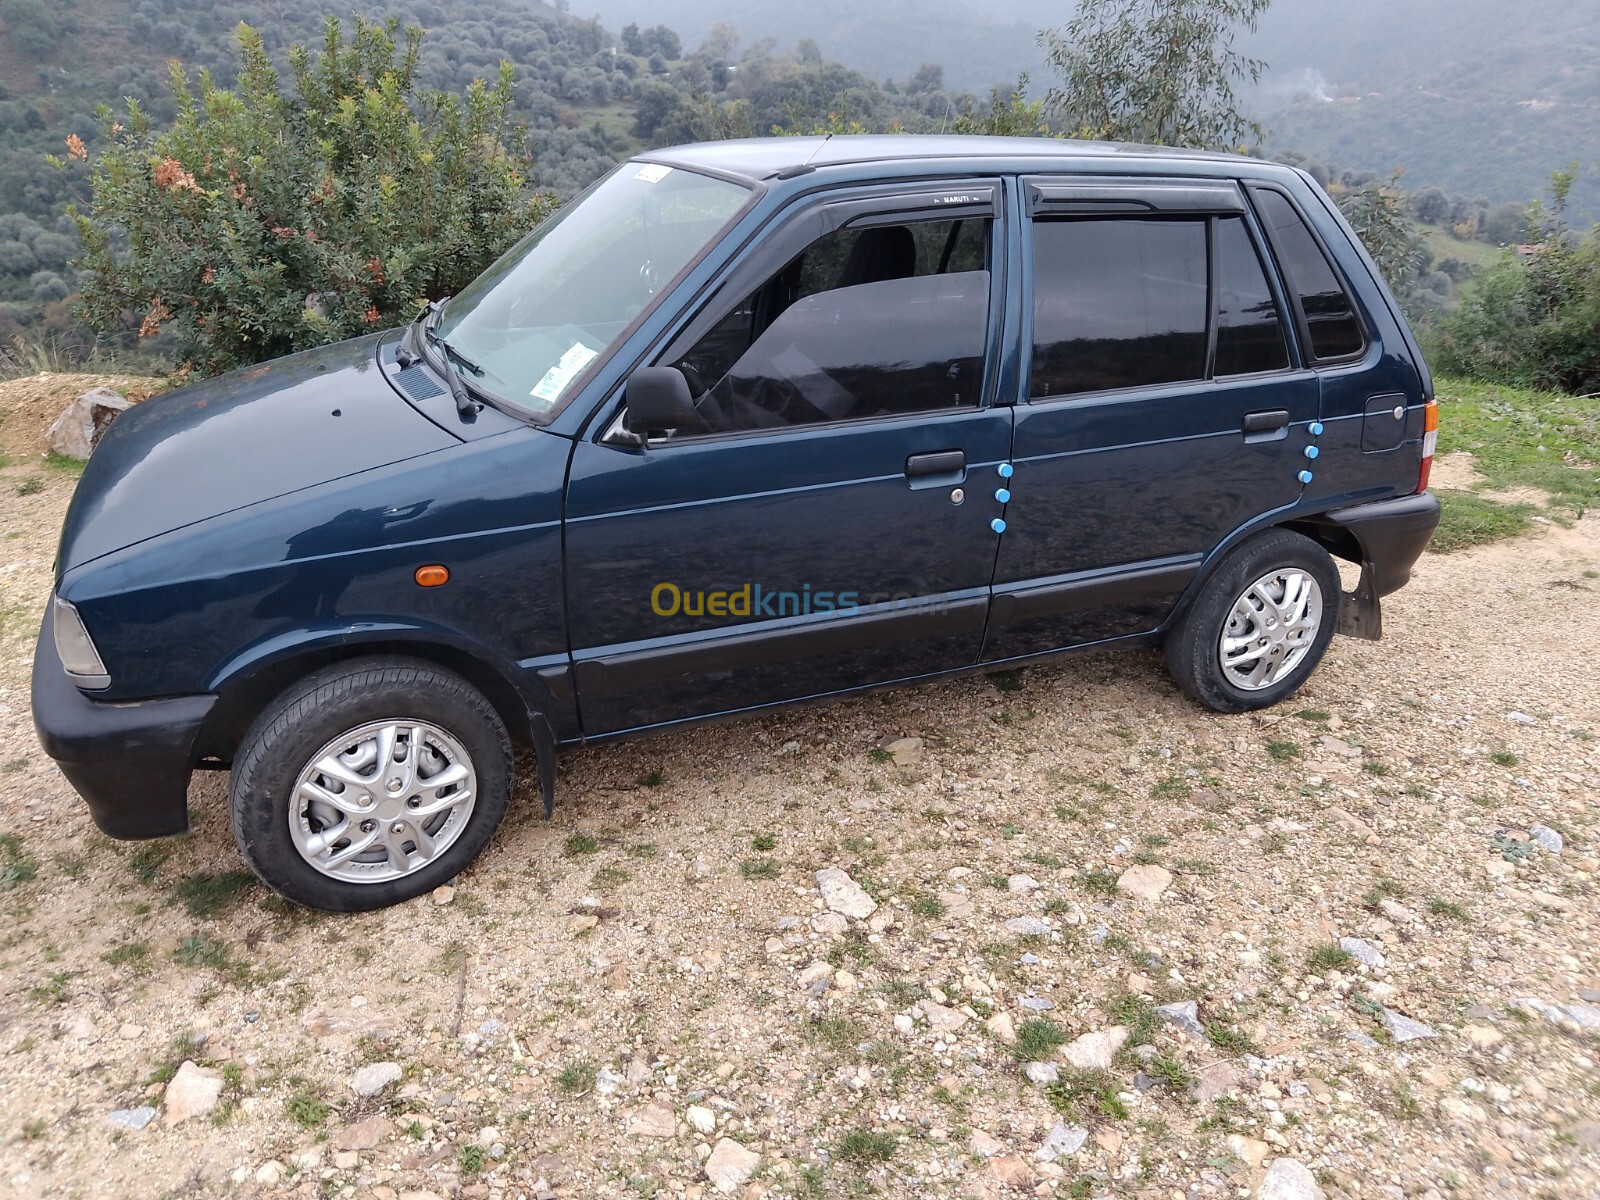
[1151,776,1191,802]
[739,857,779,880]
[458,1143,487,1174]
[284,1086,330,1128]
[103,942,151,970]
[1431,490,1536,553]
[14,477,42,496]
[1490,750,1519,767]
[1105,991,1162,1046]
[806,1016,867,1055]
[1428,898,1470,921]
[1267,740,1301,761]
[174,936,230,969]
[128,842,175,885]
[1074,868,1120,897]
[1307,943,1354,972]
[836,1127,897,1164]
[554,1060,592,1094]
[1012,1017,1070,1062]
[0,834,39,890]
[590,865,631,892]
[1044,1068,1127,1121]
[1435,376,1600,512]
[172,870,257,917]
[1204,1020,1258,1055]
[563,831,600,856]
[1295,709,1330,723]
[909,891,945,919]
[751,832,776,851]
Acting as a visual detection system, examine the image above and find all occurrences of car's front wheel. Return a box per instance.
[230,658,513,912]
[1164,529,1340,714]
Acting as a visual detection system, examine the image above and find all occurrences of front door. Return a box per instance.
[985,178,1321,660]
[565,184,1014,735]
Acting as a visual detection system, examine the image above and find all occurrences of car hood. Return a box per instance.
[57,334,459,574]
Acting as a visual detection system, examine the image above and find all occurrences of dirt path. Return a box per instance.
[0,377,1596,1200]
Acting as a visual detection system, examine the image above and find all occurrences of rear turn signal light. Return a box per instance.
[1418,399,1439,493]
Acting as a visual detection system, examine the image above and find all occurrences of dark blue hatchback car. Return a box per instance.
[33,136,1440,911]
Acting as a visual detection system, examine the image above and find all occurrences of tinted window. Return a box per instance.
[1214,217,1290,376]
[671,219,991,432]
[1252,189,1365,360]
[1030,219,1208,398]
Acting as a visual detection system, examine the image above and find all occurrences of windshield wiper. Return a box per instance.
[415,298,481,418]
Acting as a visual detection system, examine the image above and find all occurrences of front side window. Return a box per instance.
[1250,189,1365,361]
[1030,219,1208,398]
[437,163,750,414]
[665,217,992,433]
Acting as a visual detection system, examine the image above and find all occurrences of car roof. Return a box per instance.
[642,134,1273,183]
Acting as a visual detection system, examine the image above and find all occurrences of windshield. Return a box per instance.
[436,163,750,415]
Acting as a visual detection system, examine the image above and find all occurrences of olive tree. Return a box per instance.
[1040,0,1270,148]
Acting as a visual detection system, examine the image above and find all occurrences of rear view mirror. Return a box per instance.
[623,366,696,434]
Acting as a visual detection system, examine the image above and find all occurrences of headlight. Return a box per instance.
[53,595,110,689]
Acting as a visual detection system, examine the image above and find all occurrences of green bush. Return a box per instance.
[70,16,554,376]
[1426,171,1600,395]
[1426,233,1600,395]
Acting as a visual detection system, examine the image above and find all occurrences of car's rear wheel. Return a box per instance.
[1164,529,1340,713]
[230,658,513,912]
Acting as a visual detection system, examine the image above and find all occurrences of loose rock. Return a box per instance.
[1116,864,1172,900]
[1339,936,1386,969]
[1528,824,1564,854]
[1156,999,1207,1041]
[815,867,876,919]
[1035,1121,1088,1160]
[350,1062,403,1097]
[44,387,133,460]
[106,1107,157,1131]
[628,1102,676,1139]
[1380,1008,1439,1042]
[1257,1157,1326,1199]
[704,1138,761,1193]
[1060,1025,1128,1072]
[163,1061,224,1125]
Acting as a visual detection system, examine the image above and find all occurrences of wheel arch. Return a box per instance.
[193,630,557,766]
[1158,512,1349,637]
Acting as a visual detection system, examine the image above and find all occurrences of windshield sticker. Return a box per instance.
[633,163,673,184]
[530,341,600,404]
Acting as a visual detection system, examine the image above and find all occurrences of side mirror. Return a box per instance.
[623,366,696,435]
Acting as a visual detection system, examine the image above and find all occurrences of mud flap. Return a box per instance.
[529,710,559,819]
[1337,561,1383,641]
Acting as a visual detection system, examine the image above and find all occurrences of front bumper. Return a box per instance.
[31,605,216,840]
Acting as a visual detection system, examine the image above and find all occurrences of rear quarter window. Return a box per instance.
[1250,188,1365,361]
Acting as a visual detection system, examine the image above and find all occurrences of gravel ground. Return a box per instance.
[0,376,1597,1200]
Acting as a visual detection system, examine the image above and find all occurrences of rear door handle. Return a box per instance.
[1242,409,1290,442]
[905,450,966,480]
[1242,409,1289,433]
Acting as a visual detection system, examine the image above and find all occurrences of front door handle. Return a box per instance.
[906,450,965,478]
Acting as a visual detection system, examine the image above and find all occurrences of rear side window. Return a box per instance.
[1251,189,1365,361]
[1214,216,1290,376]
[1030,219,1208,398]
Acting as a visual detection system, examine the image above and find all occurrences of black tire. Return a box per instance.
[1163,529,1340,714]
[230,657,513,912]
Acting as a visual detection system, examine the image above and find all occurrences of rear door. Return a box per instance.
[564,183,1015,735]
[984,178,1320,660]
